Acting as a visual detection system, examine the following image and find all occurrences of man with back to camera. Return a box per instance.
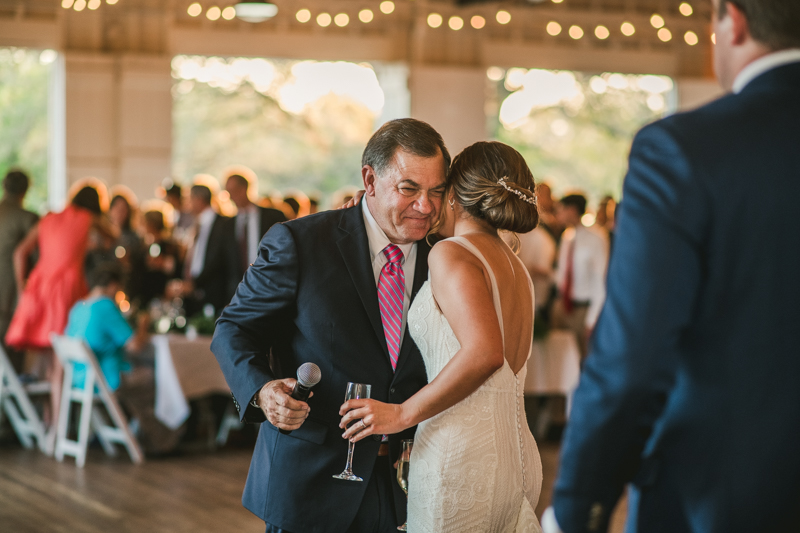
[0,170,38,372]
[544,1,800,532]
[211,118,449,532]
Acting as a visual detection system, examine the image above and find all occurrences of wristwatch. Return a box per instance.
[250,392,260,409]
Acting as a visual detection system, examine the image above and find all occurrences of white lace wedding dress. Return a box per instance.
[406,236,543,533]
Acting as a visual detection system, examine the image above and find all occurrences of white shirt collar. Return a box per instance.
[361,198,414,264]
[732,48,800,94]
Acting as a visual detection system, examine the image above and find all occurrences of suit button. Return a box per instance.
[390,388,396,394]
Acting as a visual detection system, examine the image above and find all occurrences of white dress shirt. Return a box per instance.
[362,198,417,336]
[236,204,261,265]
[733,48,800,93]
[188,207,217,278]
[555,224,609,328]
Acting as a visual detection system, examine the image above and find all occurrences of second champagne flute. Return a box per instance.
[332,382,371,482]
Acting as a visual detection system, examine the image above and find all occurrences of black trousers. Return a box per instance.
[265,455,398,533]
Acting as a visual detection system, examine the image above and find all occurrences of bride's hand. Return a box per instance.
[339,399,408,443]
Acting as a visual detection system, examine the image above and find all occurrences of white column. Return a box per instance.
[117,55,173,202]
[409,66,487,156]
[48,53,67,212]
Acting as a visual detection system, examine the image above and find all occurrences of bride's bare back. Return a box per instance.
[430,232,534,376]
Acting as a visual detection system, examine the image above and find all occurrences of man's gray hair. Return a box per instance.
[362,118,451,178]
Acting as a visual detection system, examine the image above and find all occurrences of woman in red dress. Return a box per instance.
[6,184,116,430]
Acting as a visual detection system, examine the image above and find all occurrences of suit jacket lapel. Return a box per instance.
[336,204,391,360]
[393,238,431,378]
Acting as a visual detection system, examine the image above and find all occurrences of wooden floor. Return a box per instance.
[0,440,626,532]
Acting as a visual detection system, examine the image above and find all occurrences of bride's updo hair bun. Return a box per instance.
[449,141,539,234]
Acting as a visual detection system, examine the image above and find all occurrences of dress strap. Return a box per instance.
[446,236,505,352]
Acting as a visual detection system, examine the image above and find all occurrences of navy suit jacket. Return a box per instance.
[553,62,800,533]
[211,203,429,532]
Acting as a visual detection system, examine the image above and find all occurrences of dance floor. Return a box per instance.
[0,442,625,532]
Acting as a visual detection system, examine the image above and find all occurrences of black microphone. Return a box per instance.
[280,362,322,435]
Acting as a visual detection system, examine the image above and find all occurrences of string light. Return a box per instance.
[222,6,236,20]
[62,0,74,8]
[595,25,609,39]
[679,2,693,16]
[334,13,349,27]
[620,22,635,36]
[296,8,311,23]
[206,6,221,20]
[107,0,119,4]
[187,2,202,16]
[449,16,464,30]
[88,0,100,9]
[359,9,373,23]
[546,21,561,36]
[380,1,394,15]
[650,14,665,28]
[471,15,485,29]
[74,0,87,11]
[711,32,716,44]
[552,0,563,3]
[569,25,583,39]
[316,12,331,27]
[496,10,511,24]
[684,30,698,45]
[657,28,672,42]
[427,13,442,28]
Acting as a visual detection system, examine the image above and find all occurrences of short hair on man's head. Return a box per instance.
[560,194,587,216]
[719,0,800,50]
[3,169,30,196]
[190,185,212,205]
[226,174,249,190]
[89,263,123,290]
[362,118,451,178]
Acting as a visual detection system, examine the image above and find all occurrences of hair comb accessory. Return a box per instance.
[497,177,537,206]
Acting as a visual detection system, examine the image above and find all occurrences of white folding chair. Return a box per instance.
[0,344,50,454]
[50,334,143,467]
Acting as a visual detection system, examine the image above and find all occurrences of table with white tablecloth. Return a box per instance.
[151,334,230,430]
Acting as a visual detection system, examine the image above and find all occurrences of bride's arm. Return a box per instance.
[340,241,505,441]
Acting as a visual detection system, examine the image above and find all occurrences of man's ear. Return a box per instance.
[726,1,750,46]
[362,165,378,196]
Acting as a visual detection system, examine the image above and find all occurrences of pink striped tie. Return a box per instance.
[378,244,405,371]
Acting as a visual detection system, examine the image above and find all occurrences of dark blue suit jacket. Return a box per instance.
[211,204,429,532]
[553,62,800,533]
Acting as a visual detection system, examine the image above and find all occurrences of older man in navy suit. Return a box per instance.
[211,119,449,532]
[546,1,800,532]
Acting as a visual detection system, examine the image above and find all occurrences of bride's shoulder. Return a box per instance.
[429,238,483,276]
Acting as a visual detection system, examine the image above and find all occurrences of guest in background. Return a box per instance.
[140,209,181,306]
[6,182,116,427]
[0,170,39,372]
[175,185,238,317]
[536,182,563,242]
[108,190,146,306]
[511,224,558,329]
[223,169,287,277]
[65,264,182,454]
[161,180,194,242]
[592,195,617,245]
[282,189,311,219]
[553,194,609,358]
[308,193,320,215]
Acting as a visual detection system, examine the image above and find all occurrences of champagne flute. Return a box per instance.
[332,382,372,481]
[396,439,413,531]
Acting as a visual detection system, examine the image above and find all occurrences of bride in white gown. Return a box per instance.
[340,141,543,532]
